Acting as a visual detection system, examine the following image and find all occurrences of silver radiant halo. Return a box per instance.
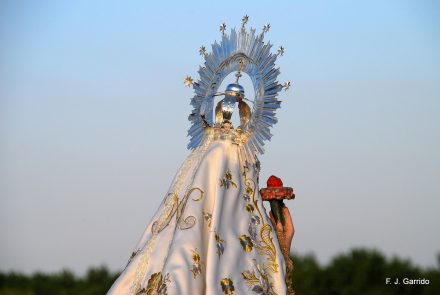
[187,21,286,162]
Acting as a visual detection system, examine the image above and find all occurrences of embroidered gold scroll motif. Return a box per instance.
[151,187,204,233]
[255,224,279,273]
[240,162,280,294]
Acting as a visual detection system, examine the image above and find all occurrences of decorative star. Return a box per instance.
[263,23,271,33]
[278,46,285,56]
[184,75,194,87]
[219,22,226,35]
[199,46,206,57]
[283,81,291,91]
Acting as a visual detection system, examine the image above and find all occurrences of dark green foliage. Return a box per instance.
[0,266,120,295]
[0,249,438,294]
[291,248,440,295]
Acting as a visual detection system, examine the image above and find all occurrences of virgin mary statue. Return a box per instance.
[108,17,293,295]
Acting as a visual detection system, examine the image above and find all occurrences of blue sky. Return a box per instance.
[1,0,439,274]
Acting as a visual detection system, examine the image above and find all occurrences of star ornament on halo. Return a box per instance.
[219,22,226,35]
[262,23,271,33]
[184,75,194,87]
[278,46,285,56]
[199,46,207,57]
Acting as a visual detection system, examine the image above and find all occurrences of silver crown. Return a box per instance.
[185,16,291,162]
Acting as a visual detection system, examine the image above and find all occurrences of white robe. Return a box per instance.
[108,130,287,295]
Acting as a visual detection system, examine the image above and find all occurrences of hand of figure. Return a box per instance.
[269,207,295,267]
[269,206,294,250]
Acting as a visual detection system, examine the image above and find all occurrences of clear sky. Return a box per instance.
[1,0,439,275]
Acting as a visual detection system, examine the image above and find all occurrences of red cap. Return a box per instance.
[267,175,283,188]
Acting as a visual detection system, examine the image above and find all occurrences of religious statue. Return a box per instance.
[108,16,295,295]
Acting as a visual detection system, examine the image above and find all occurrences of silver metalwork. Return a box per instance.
[187,19,288,162]
[225,83,244,97]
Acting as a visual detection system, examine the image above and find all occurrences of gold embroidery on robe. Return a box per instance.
[190,248,203,278]
[202,211,212,228]
[220,169,237,189]
[240,162,280,293]
[220,277,235,295]
[215,231,226,257]
[242,261,276,295]
[177,188,204,230]
[239,234,254,252]
[137,272,170,295]
[246,204,254,213]
[255,224,279,273]
[151,188,204,233]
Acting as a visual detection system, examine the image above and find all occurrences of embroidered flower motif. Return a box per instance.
[242,194,251,202]
[251,214,261,225]
[242,161,250,176]
[220,169,237,189]
[254,159,261,174]
[242,260,276,295]
[190,248,203,278]
[239,235,254,253]
[220,277,235,295]
[245,204,254,213]
[203,211,212,228]
[245,186,253,195]
[215,231,225,257]
[248,222,258,241]
[137,272,170,295]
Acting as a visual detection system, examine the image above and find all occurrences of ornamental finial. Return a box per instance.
[241,15,249,32]
[235,58,246,84]
[219,22,226,35]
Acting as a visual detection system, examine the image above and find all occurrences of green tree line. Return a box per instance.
[1,248,439,295]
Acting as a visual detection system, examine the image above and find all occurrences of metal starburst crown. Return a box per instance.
[185,16,291,161]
